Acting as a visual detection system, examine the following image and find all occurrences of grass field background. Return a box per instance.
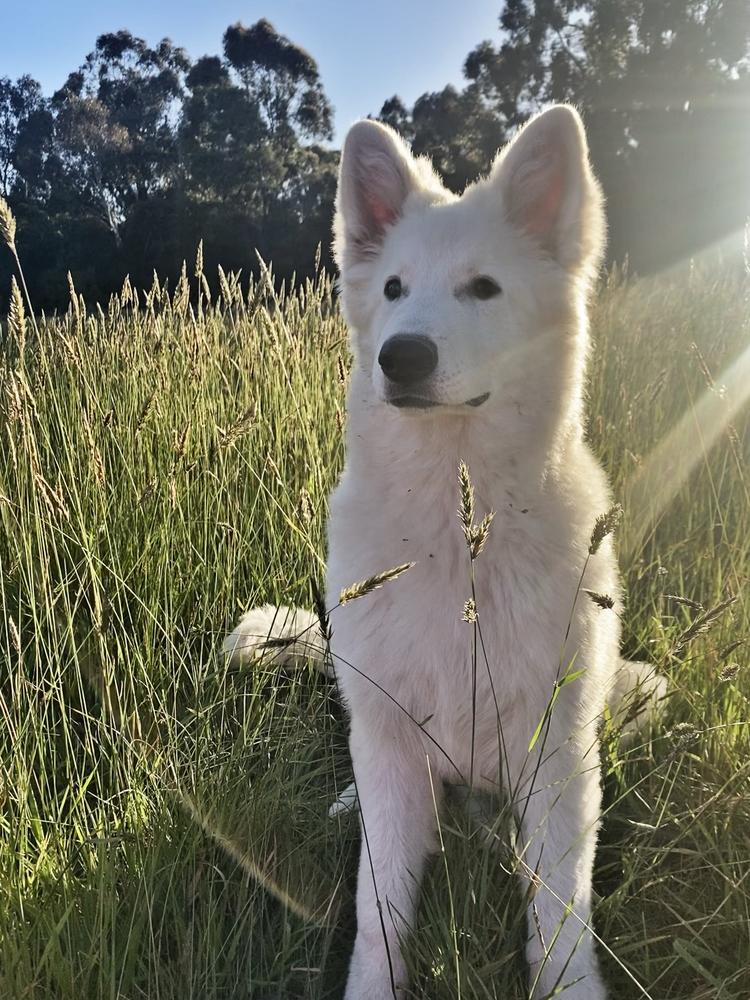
[1,240,749,999]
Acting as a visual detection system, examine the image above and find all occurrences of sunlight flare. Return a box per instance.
[622,338,750,559]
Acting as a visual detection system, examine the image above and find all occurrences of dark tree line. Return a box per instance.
[2,6,749,309]
[379,0,750,273]
[0,21,337,306]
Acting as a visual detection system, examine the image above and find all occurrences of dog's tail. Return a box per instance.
[222,605,331,674]
[606,659,668,743]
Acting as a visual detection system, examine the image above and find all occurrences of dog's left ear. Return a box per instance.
[493,105,605,273]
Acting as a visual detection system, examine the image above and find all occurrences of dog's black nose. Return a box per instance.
[378,335,438,384]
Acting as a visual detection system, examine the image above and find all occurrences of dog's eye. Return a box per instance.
[468,276,502,300]
[384,277,402,301]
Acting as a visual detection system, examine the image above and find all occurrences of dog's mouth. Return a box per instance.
[389,395,440,409]
[388,392,490,410]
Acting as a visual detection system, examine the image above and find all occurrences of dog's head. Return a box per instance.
[334,105,605,418]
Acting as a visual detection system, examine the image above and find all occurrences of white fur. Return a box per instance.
[223,604,325,669]
[226,105,665,999]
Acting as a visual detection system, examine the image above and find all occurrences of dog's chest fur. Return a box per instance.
[325,406,618,782]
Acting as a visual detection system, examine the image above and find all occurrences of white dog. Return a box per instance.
[225,105,664,999]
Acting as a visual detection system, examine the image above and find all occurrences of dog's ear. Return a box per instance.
[334,120,428,270]
[493,105,605,273]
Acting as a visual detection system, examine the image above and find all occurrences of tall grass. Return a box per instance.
[0,239,748,999]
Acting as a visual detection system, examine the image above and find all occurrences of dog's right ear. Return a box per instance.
[334,120,425,271]
[492,105,605,275]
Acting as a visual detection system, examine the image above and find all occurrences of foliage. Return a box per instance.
[0,3,749,299]
[0,20,336,308]
[52,30,190,236]
[380,0,750,269]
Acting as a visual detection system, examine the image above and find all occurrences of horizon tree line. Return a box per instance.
[1,3,749,309]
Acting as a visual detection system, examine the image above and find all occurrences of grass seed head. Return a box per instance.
[457,462,494,558]
[589,503,623,554]
[136,389,157,435]
[457,461,475,532]
[9,276,26,354]
[121,274,134,307]
[8,616,21,656]
[720,639,745,660]
[672,594,736,653]
[667,721,700,755]
[220,405,257,449]
[462,598,477,623]
[667,594,704,611]
[339,562,414,605]
[584,590,615,609]
[218,264,232,305]
[298,487,314,525]
[469,511,495,559]
[173,426,189,461]
[719,662,740,682]
[0,196,16,249]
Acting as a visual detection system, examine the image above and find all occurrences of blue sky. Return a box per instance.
[0,1,502,143]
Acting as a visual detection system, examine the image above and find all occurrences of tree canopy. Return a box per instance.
[1,6,748,308]
[0,20,337,306]
[381,0,750,270]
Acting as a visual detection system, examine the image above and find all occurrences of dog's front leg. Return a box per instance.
[511,722,608,1000]
[343,713,440,1000]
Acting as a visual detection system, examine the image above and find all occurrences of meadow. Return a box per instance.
[0,226,748,998]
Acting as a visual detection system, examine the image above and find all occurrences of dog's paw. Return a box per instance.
[328,781,358,817]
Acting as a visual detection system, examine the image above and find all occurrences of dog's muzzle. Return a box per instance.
[379,334,489,410]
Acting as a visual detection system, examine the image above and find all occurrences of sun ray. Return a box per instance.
[622,338,750,561]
